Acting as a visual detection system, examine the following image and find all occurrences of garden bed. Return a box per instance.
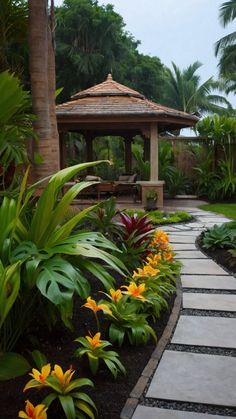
[0,275,175,419]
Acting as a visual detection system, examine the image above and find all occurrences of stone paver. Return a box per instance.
[183,292,236,311]
[172,243,198,251]
[146,350,236,407]
[169,235,197,244]
[132,406,231,419]
[172,315,236,348]
[175,250,207,259]
[181,259,227,275]
[181,274,236,290]
[169,231,200,236]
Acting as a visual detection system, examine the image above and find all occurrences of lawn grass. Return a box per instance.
[199,203,236,220]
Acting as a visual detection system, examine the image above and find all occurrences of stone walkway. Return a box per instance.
[129,209,236,419]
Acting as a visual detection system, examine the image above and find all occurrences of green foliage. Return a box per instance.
[202,222,236,249]
[125,209,192,225]
[0,352,30,381]
[74,332,126,378]
[0,71,36,190]
[85,197,121,240]
[0,161,126,354]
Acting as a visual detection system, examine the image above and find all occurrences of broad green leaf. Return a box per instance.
[31,350,48,370]
[0,352,30,380]
[59,395,76,419]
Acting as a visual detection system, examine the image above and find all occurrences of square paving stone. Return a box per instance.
[181,274,236,290]
[132,406,231,419]
[175,250,207,259]
[183,292,236,311]
[169,231,200,236]
[172,243,197,251]
[169,235,197,244]
[146,350,236,406]
[181,259,227,275]
[172,315,236,348]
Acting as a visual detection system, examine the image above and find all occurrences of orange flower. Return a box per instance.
[132,265,160,279]
[122,282,146,301]
[110,288,122,302]
[85,332,102,349]
[150,230,169,250]
[24,364,51,391]
[163,251,174,261]
[52,364,75,385]
[18,400,47,419]
[83,296,112,316]
[146,253,161,267]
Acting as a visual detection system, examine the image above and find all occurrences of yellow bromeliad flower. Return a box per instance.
[83,296,112,316]
[52,364,75,385]
[132,265,160,279]
[86,332,102,349]
[110,288,123,302]
[24,364,51,391]
[163,251,174,261]
[150,230,169,250]
[18,400,47,419]
[122,282,146,301]
[146,253,161,267]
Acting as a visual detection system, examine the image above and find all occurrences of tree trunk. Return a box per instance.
[28,0,59,183]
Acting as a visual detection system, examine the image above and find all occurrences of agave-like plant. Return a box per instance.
[0,161,126,359]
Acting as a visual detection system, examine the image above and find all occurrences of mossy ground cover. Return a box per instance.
[125,209,192,225]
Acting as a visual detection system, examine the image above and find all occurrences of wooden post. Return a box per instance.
[124,137,132,173]
[59,131,67,169]
[150,122,158,181]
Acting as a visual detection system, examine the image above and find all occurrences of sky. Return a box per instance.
[54,0,235,106]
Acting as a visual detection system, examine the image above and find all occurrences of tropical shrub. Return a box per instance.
[74,332,126,378]
[0,161,125,360]
[125,209,192,225]
[85,197,122,240]
[202,222,236,250]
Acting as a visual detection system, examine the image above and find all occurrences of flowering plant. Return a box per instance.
[23,364,96,419]
[74,332,126,378]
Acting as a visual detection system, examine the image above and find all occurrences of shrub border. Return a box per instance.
[120,274,182,419]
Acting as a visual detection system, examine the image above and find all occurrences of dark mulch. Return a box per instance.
[198,237,236,275]
[0,273,175,419]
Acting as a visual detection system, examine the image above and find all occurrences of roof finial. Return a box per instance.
[107,73,113,81]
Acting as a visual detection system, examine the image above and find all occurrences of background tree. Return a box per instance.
[215,0,236,93]
[162,61,232,115]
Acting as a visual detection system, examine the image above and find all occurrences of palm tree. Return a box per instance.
[163,61,232,116]
[215,0,236,91]
[28,0,60,182]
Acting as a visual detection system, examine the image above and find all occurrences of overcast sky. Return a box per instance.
[54,0,235,106]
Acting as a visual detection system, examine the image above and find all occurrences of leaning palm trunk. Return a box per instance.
[28,0,59,182]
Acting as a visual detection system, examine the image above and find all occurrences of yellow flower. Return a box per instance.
[132,265,160,279]
[163,251,174,261]
[24,364,51,391]
[18,400,47,419]
[150,230,169,250]
[85,332,102,349]
[122,282,146,301]
[110,288,122,302]
[146,254,161,267]
[52,364,75,385]
[83,296,112,316]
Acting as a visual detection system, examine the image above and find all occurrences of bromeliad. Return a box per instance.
[132,264,160,279]
[24,364,51,391]
[122,282,147,301]
[18,400,48,419]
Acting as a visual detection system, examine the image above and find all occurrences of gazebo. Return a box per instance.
[56,74,198,207]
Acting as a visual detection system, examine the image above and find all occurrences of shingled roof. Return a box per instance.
[56,74,198,132]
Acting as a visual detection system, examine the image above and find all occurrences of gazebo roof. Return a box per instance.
[56,74,198,132]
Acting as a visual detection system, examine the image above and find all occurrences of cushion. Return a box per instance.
[85,175,101,181]
[128,174,137,183]
[118,175,130,181]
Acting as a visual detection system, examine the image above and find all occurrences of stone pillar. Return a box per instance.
[59,131,67,169]
[150,122,158,181]
[124,137,132,173]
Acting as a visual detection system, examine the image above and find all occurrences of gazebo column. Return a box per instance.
[84,134,94,174]
[59,131,67,169]
[138,122,164,208]
[124,136,132,173]
[150,122,158,181]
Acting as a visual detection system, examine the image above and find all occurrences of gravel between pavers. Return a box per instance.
[182,309,236,318]
[166,344,236,357]
[183,289,236,295]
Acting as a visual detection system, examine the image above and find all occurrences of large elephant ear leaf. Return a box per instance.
[36,257,80,306]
